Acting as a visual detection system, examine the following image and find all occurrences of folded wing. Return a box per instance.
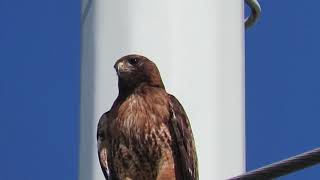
[167,95,199,180]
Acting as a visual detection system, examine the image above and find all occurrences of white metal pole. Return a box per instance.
[80,0,244,179]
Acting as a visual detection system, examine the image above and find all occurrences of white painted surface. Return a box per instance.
[80,0,244,179]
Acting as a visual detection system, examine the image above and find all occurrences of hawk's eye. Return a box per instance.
[128,58,138,65]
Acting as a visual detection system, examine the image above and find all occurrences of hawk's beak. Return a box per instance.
[114,61,130,76]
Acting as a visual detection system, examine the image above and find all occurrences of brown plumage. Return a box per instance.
[97,54,198,180]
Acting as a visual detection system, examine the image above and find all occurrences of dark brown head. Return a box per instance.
[114,54,165,94]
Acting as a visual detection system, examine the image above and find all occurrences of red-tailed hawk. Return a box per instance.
[97,54,198,180]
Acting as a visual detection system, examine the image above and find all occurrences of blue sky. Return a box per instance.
[0,0,80,179]
[0,0,319,179]
[246,0,320,179]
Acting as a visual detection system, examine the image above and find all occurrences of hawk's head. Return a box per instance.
[114,54,165,92]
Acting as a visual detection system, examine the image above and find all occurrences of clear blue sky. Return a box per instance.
[246,0,320,179]
[0,0,80,179]
[0,0,319,179]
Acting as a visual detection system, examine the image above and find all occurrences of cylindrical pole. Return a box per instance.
[80,0,244,179]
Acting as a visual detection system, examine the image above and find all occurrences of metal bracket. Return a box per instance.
[245,0,261,29]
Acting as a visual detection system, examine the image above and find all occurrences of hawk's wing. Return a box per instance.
[97,111,118,180]
[168,95,199,180]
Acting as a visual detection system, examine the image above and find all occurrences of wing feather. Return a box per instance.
[97,111,117,180]
[168,95,199,180]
